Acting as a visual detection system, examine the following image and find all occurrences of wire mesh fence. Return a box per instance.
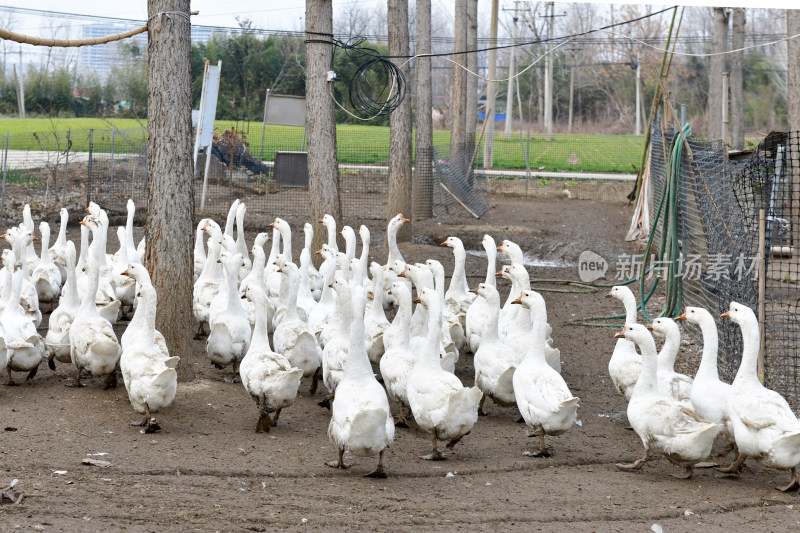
[648,122,800,410]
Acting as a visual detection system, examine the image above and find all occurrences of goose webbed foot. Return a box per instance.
[326,448,350,469]
[5,366,17,386]
[364,451,387,478]
[478,396,488,417]
[523,432,551,457]
[446,432,467,450]
[255,412,273,433]
[716,454,746,476]
[26,366,39,382]
[671,466,693,480]
[131,404,161,433]
[309,367,321,395]
[616,453,651,471]
[66,369,85,388]
[421,436,445,460]
[194,323,207,340]
[47,355,56,371]
[778,468,800,492]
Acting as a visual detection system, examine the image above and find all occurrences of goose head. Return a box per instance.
[649,317,679,340]
[416,287,438,309]
[388,213,409,233]
[321,214,336,233]
[512,289,545,311]
[341,225,356,251]
[121,262,151,285]
[369,262,383,281]
[496,264,513,282]
[219,252,244,277]
[720,301,756,327]
[2,248,16,269]
[202,218,222,237]
[497,239,523,263]
[474,282,499,303]
[349,257,363,282]
[116,226,127,248]
[440,236,463,250]
[86,201,102,218]
[676,306,712,327]
[482,234,496,253]
[330,271,349,296]
[614,322,655,350]
[425,259,444,280]
[127,198,136,215]
[359,225,370,246]
[253,232,270,249]
[22,203,34,231]
[269,217,290,235]
[390,259,406,275]
[606,285,634,301]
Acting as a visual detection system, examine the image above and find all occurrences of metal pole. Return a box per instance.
[680,104,686,128]
[193,59,210,173]
[721,72,729,144]
[635,56,642,136]
[568,63,574,134]
[109,125,116,196]
[1,131,8,219]
[62,128,70,207]
[87,129,94,206]
[757,206,766,384]
[504,1,518,140]
[482,0,499,169]
[260,88,270,159]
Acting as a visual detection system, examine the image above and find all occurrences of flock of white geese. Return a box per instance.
[608,285,800,492]
[2,198,799,487]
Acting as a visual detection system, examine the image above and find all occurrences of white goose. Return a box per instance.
[341,225,357,267]
[124,199,141,265]
[472,283,519,416]
[272,261,323,393]
[193,219,208,282]
[676,307,735,456]
[379,281,416,425]
[364,263,390,364]
[466,234,497,353]
[240,286,302,433]
[112,226,137,311]
[513,290,578,457]
[206,253,252,373]
[407,288,483,460]
[441,236,474,317]
[718,302,800,491]
[327,287,394,477]
[606,285,642,400]
[69,257,121,389]
[614,323,720,479]
[426,259,466,353]
[32,221,62,309]
[21,204,38,274]
[1,264,46,385]
[308,245,337,343]
[402,263,456,372]
[271,255,309,330]
[48,207,69,281]
[46,241,79,369]
[6,228,42,327]
[235,202,251,281]
[119,263,169,357]
[192,224,224,338]
[79,213,121,324]
[383,213,409,309]
[303,223,322,301]
[296,245,318,320]
[320,272,353,402]
[239,232,270,329]
[358,225,371,290]
[649,317,692,407]
[120,283,178,433]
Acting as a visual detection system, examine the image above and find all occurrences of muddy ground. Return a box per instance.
[2,195,799,532]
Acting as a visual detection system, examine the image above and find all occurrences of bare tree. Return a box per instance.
[306,0,342,261]
[414,0,434,220]
[730,8,745,150]
[449,0,468,167]
[465,0,478,152]
[145,0,195,381]
[388,0,413,241]
[707,7,729,140]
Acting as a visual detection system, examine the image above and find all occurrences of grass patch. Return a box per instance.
[0,118,644,173]
[2,169,39,185]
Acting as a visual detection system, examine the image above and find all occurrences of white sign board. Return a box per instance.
[197,63,221,148]
[264,94,305,127]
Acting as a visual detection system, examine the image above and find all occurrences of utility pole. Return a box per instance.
[482,0,499,169]
[15,47,24,119]
[504,1,519,140]
[544,1,554,141]
[635,55,641,136]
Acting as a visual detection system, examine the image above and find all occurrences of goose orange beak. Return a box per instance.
[413,297,421,304]
[267,223,274,228]
[468,288,478,294]
[85,206,91,212]
[439,241,447,246]
[79,220,86,226]
[398,271,406,278]
[402,217,410,224]
[387,290,392,295]
[720,311,730,319]
[314,249,322,255]
[120,270,129,277]
[318,219,325,223]
[32,236,38,241]
[511,295,522,305]
[496,245,503,252]
[646,323,654,331]
[675,312,687,321]
[614,330,626,339]
[495,270,503,277]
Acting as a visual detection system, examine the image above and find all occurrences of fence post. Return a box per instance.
[109,125,116,197]
[87,129,94,206]
[1,131,8,219]
[680,104,686,128]
[62,128,71,207]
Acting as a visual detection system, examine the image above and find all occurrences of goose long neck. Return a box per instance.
[657,329,679,373]
[40,231,51,262]
[225,266,242,311]
[279,226,292,263]
[359,238,369,278]
[524,299,548,362]
[77,226,89,269]
[433,270,445,299]
[695,317,720,380]
[79,267,100,316]
[318,258,336,303]
[451,248,467,291]
[56,212,67,246]
[370,271,384,312]
[304,227,312,252]
[325,223,338,252]
[422,300,442,366]
[484,246,497,287]
[250,296,271,353]
[387,222,403,263]
[267,229,281,264]
[126,205,137,256]
[7,270,22,310]
[734,315,761,384]
[89,225,107,267]
[633,334,659,395]
[141,290,157,345]
[622,292,637,325]
[224,202,238,237]
[483,293,501,342]
[335,286,353,329]
[194,227,206,258]
[284,270,300,320]
[390,290,411,344]
[346,308,373,378]
[64,254,79,307]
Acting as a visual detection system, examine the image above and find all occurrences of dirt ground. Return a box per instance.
[2,195,800,532]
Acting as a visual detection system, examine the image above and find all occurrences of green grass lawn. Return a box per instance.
[0,118,644,173]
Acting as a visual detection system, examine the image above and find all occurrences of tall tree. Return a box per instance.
[145,0,195,381]
[465,0,478,156]
[730,8,745,150]
[306,0,342,261]
[707,7,729,140]
[387,0,413,241]
[449,0,468,172]
[413,0,434,220]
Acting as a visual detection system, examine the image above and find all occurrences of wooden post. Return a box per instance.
[757,207,766,384]
[413,0,434,220]
[721,72,729,147]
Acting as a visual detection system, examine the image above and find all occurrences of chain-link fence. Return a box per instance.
[648,122,800,410]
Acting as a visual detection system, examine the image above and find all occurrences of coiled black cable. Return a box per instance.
[334,37,407,119]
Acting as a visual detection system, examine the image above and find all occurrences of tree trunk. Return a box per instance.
[305,0,341,263]
[730,8,745,150]
[146,0,195,381]
[449,0,468,174]
[707,7,729,140]
[465,0,478,156]
[388,0,413,242]
[413,0,434,220]
[483,0,498,168]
